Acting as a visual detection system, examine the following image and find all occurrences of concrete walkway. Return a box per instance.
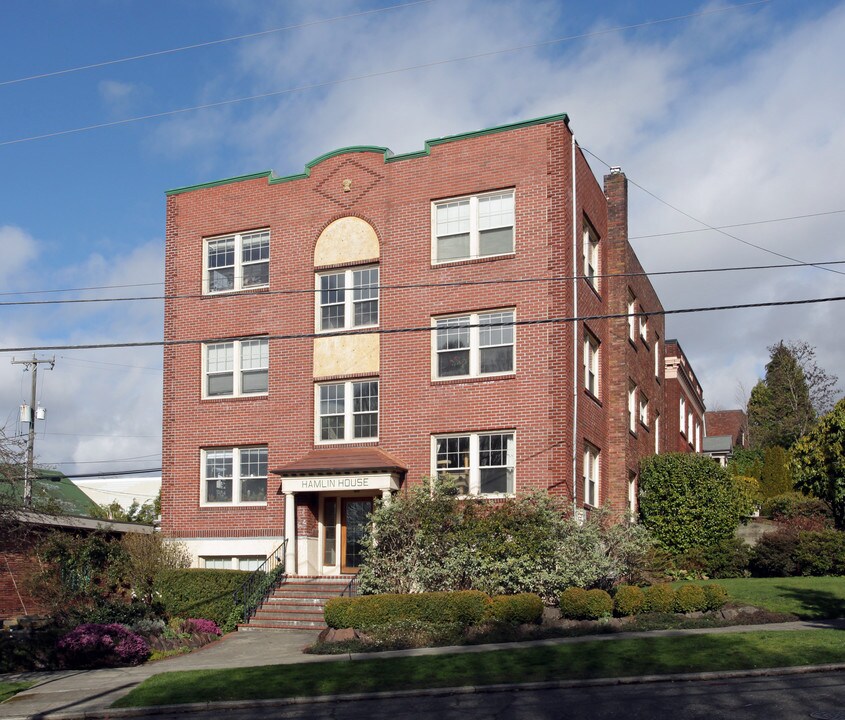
[2,619,845,720]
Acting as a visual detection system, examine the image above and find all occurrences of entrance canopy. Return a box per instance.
[273,447,407,494]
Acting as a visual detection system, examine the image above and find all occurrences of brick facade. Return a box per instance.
[160,115,681,572]
[664,340,706,453]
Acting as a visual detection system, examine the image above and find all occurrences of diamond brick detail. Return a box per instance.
[313,157,383,209]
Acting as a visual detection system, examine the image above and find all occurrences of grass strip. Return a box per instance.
[0,682,35,704]
[678,577,845,619]
[114,629,845,708]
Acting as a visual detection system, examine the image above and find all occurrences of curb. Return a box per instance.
[8,662,845,720]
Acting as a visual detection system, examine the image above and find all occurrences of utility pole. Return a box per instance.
[11,355,55,508]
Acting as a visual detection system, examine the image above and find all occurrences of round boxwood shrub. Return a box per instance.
[559,588,612,620]
[487,593,544,624]
[702,584,729,611]
[613,585,645,617]
[57,623,150,668]
[642,584,676,613]
[674,584,707,613]
[324,590,491,629]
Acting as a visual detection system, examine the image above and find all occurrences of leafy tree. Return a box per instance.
[727,448,764,480]
[639,453,752,555]
[92,497,157,525]
[787,340,840,416]
[791,398,845,528]
[748,342,816,448]
[120,533,191,604]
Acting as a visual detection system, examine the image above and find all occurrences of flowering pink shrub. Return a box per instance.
[183,618,222,635]
[57,623,150,668]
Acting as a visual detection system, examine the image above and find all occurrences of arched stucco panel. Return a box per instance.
[314,217,380,267]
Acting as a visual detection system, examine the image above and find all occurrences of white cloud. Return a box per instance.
[150,0,845,411]
[0,226,38,287]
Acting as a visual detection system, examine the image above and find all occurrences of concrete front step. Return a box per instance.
[241,574,354,631]
[238,620,327,630]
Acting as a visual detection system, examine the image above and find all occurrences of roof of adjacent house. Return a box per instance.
[0,468,101,517]
[703,435,733,453]
[705,410,748,447]
[272,447,408,477]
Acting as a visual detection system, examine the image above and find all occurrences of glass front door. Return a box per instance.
[340,497,373,573]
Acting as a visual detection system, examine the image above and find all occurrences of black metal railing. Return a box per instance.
[340,575,359,597]
[233,539,288,625]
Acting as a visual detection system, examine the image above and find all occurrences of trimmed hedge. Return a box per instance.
[559,588,613,620]
[154,569,249,629]
[674,584,707,613]
[324,590,491,629]
[487,593,544,625]
[643,584,676,613]
[702,584,729,611]
[613,585,645,617]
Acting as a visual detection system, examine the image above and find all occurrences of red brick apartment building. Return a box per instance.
[161,114,674,575]
[664,340,706,454]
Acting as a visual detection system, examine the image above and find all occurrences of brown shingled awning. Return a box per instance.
[272,447,408,477]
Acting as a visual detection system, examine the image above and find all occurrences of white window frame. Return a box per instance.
[201,556,264,571]
[200,446,268,507]
[639,308,648,343]
[583,222,600,291]
[431,431,516,497]
[628,381,637,434]
[431,189,515,264]
[315,379,379,444]
[655,413,661,453]
[688,411,694,442]
[584,443,600,507]
[203,229,269,295]
[316,265,379,332]
[639,393,649,428]
[432,309,515,380]
[679,397,687,437]
[584,330,600,397]
[627,290,637,342]
[695,420,702,452]
[654,334,661,379]
[202,338,269,399]
[627,471,638,522]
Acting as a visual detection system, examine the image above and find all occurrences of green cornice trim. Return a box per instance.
[165,113,569,196]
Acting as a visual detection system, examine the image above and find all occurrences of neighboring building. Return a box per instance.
[703,409,748,466]
[72,476,161,512]
[663,340,706,454]
[160,114,673,576]
[0,470,153,620]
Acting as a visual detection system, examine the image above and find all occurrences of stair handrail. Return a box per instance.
[340,574,359,597]
[233,538,288,625]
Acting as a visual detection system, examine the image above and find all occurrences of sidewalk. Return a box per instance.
[2,619,844,720]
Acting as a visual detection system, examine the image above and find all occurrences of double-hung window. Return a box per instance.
[433,432,515,495]
[584,330,600,397]
[679,397,687,436]
[204,230,269,294]
[317,380,379,442]
[584,443,600,507]
[628,382,637,433]
[204,339,268,397]
[639,308,648,343]
[639,393,649,428]
[583,223,600,290]
[202,446,267,505]
[627,290,637,342]
[434,310,514,379]
[318,266,379,331]
[433,190,514,262]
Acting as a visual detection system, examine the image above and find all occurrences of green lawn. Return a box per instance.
[677,577,845,619]
[114,629,845,708]
[0,682,34,704]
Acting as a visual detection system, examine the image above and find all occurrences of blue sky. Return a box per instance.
[1,0,843,479]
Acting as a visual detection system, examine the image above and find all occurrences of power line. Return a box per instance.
[42,453,161,465]
[61,468,162,479]
[40,431,161,439]
[2,294,843,354]
[0,0,437,87]
[58,356,162,372]
[582,147,845,278]
[0,282,162,298]
[1,259,843,308]
[0,1,770,148]
[629,209,845,239]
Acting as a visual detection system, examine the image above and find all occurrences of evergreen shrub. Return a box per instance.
[486,593,544,624]
[613,585,645,616]
[154,569,249,629]
[559,587,612,620]
[673,584,707,613]
[702,584,729,611]
[642,584,676,613]
[324,590,491,629]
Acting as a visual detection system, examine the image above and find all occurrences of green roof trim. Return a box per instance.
[0,469,101,517]
[165,113,569,196]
